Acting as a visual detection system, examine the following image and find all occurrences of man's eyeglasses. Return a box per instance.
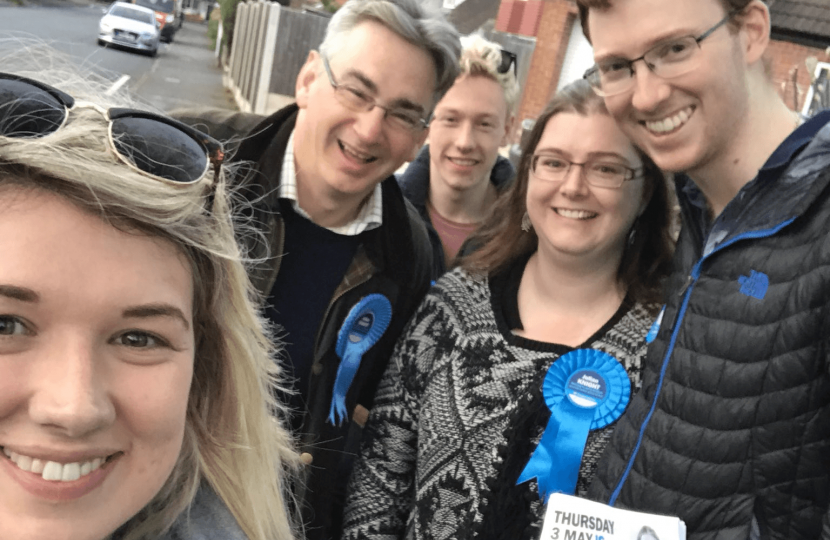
[531,154,644,189]
[583,10,739,97]
[498,49,518,77]
[321,54,430,133]
[0,73,223,186]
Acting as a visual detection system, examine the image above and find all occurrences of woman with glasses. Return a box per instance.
[0,66,296,540]
[342,79,674,540]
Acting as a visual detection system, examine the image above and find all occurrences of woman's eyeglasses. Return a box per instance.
[531,154,644,189]
[0,73,223,186]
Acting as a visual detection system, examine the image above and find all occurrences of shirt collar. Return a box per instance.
[280,130,383,236]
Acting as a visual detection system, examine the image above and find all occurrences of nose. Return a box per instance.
[352,105,386,143]
[631,60,670,111]
[454,121,475,152]
[559,163,590,198]
[630,64,671,112]
[28,336,115,437]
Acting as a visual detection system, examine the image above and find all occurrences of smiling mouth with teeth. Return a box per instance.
[338,140,377,164]
[556,208,597,220]
[2,447,117,482]
[448,157,479,167]
[643,106,694,135]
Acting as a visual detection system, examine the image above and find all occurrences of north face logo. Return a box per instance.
[738,270,769,299]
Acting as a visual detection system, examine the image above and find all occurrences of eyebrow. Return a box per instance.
[595,28,695,63]
[534,148,635,164]
[0,285,40,303]
[341,68,427,114]
[438,108,500,120]
[122,303,191,331]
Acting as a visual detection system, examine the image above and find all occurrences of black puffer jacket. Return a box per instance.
[587,111,830,540]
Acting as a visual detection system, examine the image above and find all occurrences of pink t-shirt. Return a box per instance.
[427,201,480,264]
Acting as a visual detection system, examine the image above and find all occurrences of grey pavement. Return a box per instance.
[137,21,238,112]
[0,0,236,111]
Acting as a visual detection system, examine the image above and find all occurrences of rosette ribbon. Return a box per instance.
[328,294,392,426]
[517,349,630,501]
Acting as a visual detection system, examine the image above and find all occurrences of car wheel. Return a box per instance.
[148,47,158,57]
[97,38,104,46]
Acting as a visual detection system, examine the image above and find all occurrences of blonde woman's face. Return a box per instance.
[0,188,195,540]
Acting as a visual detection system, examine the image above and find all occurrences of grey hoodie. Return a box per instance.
[159,485,247,540]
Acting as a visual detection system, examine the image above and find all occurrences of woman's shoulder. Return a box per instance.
[623,301,661,331]
[429,266,491,305]
[597,299,660,352]
[403,267,497,336]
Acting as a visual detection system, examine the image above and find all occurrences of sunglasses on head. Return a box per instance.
[0,72,224,187]
[497,49,518,77]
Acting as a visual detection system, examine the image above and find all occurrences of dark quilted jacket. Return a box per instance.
[172,105,433,540]
[587,111,830,540]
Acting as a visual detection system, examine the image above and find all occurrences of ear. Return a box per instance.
[295,50,321,110]
[500,114,516,147]
[408,129,429,162]
[739,0,771,67]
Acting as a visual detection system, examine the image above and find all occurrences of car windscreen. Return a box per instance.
[110,6,155,24]
[133,0,175,14]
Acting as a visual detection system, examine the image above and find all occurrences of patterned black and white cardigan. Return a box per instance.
[342,264,654,540]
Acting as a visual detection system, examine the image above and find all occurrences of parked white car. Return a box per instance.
[98,2,161,57]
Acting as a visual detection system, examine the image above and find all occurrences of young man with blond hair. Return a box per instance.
[398,34,520,278]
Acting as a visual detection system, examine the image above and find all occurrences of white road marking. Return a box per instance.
[105,74,130,96]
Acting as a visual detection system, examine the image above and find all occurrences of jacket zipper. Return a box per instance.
[608,217,796,506]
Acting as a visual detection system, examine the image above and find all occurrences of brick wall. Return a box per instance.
[495,0,525,33]
[510,0,828,142]
[518,0,544,36]
[515,0,576,132]
[766,40,830,112]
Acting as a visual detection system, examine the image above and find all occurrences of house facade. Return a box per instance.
[497,0,830,133]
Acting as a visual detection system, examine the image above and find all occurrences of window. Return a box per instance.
[801,61,830,118]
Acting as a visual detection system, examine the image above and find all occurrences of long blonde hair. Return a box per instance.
[0,59,297,540]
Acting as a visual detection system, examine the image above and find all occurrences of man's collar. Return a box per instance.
[680,110,830,208]
[760,109,830,174]
[280,130,383,236]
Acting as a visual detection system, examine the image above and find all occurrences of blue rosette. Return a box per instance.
[517,349,630,500]
[328,294,392,426]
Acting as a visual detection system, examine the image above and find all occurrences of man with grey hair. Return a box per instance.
[397,33,520,279]
[175,1,460,538]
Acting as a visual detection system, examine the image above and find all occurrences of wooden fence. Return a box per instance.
[225,2,536,116]
[227,2,330,114]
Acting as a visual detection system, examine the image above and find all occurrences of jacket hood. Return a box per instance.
[677,110,830,256]
[160,485,247,540]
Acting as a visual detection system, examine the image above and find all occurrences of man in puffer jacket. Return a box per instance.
[575,0,830,538]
